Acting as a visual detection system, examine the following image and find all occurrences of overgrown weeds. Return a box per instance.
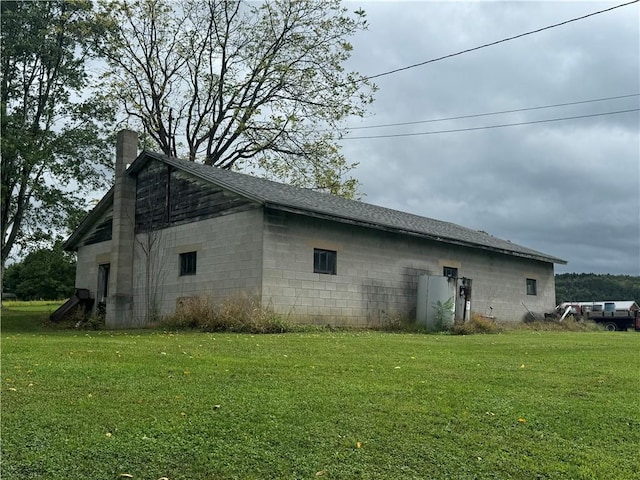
[450,314,501,335]
[42,306,104,331]
[450,314,605,334]
[515,316,603,332]
[162,294,289,333]
[371,314,428,333]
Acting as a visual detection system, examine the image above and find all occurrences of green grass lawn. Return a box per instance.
[1,301,64,332]
[2,308,639,479]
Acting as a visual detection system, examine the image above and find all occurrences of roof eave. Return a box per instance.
[266,203,567,265]
[64,150,151,252]
[63,188,114,251]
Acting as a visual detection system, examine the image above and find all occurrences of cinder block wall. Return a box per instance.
[74,241,112,305]
[75,206,556,326]
[131,208,264,320]
[262,210,556,325]
[464,249,555,321]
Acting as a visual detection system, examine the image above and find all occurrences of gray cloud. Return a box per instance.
[341,1,639,275]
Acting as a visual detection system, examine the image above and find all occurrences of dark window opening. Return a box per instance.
[526,278,537,296]
[180,251,197,276]
[314,249,337,275]
[443,266,458,278]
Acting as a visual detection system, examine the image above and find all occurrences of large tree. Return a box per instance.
[96,0,375,198]
[1,1,113,271]
[3,242,76,300]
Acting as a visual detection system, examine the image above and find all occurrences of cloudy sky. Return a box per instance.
[337,1,639,275]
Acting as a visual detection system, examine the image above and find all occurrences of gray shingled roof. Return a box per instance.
[136,151,565,264]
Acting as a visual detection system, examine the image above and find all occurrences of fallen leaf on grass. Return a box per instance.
[518,418,527,423]
[315,471,326,477]
[118,473,133,478]
[356,441,362,449]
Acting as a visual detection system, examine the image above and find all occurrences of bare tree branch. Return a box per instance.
[96,0,376,198]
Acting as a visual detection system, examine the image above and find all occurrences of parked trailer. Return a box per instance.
[555,301,640,331]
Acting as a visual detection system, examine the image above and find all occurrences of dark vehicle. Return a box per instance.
[555,301,640,331]
[585,302,639,331]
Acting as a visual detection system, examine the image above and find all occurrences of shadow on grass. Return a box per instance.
[1,302,64,333]
[1,308,53,333]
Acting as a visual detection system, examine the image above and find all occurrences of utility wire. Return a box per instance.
[310,1,637,97]
[341,108,640,140]
[345,93,640,131]
[365,0,639,82]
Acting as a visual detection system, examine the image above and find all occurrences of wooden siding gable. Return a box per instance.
[75,205,113,247]
[135,158,258,233]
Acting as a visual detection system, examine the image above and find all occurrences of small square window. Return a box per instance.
[526,278,537,296]
[314,248,336,275]
[180,251,197,276]
[443,266,458,278]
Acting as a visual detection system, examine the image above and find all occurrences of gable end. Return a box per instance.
[135,159,258,232]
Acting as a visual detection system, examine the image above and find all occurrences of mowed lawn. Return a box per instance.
[1,307,639,479]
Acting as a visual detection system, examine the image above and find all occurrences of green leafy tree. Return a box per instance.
[96,0,375,198]
[0,0,114,273]
[4,243,76,300]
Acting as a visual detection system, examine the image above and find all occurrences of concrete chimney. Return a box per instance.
[106,130,138,328]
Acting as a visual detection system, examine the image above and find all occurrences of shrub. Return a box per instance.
[76,313,105,330]
[450,314,500,335]
[433,298,455,331]
[163,295,289,333]
[43,305,104,330]
[164,296,214,330]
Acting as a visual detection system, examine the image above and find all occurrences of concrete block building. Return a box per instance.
[64,130,566,328]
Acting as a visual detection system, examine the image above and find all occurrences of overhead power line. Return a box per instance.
[346,93,640,131]
[365,0,639,82]
[341,108,640,140]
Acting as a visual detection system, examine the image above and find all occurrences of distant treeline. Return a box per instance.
[555,273,640,304]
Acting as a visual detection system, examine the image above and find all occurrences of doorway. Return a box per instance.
[98,263,110,304]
